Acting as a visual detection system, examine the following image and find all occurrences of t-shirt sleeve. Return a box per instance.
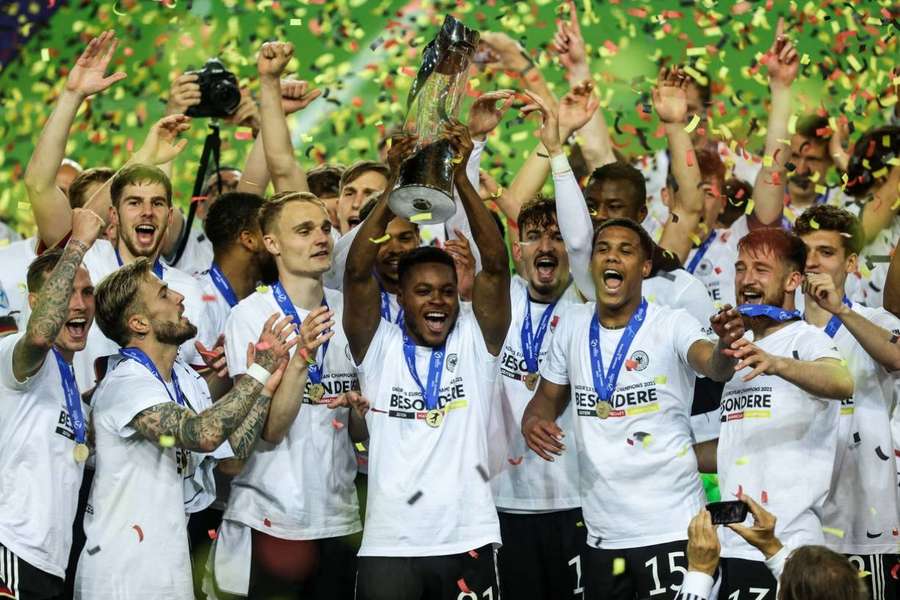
[539,308,572,386]
[670,309,709,372]
[0,332,32,392]
[794,326,842,362]
[101,367,177,438]
[224,308,261,378]
[673,273,718,326]
[357,319,390,374]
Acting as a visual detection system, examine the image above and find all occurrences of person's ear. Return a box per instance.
[641,258,652,279]
[512,240,523,262]
[262,233,280,256]
[784,270,803,293]
[660,187,672,209]
[845,252,858,275]
[27,292,38,311]
[238,230,257,252]
[638,202,648,223]
[127,312,151,337]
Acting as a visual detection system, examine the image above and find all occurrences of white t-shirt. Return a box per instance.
[75,355,219,599]
[0,334,87,578]
[846,215,899,309]
[79,240,217,389]
[0,237,37,331]
[685,215,749,310]
[195,269,233,342]
[356,311,501,557]
[492,277,581,512]
[165,222,214,278]
[222,286,361,540]
[718,320,843,561]
[644,267,718,327]
[820,304,900,555]
[541,301,708,549]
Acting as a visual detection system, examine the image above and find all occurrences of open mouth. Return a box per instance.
[311,249,330,260]
[65,317,88,339]
[602,268,624,292]
[534,255,558,282]
[134,224,156,246]
[347,216,361,229]
[423,311,448,334]
[740,289,764,304]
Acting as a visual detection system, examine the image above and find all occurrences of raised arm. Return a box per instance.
[342,136,415,363]
[886,243,900,318]
[130,315,295,452]
[446,121,510,355]
[655,67,706,263]
[686,305,744,382]
[751,18,799,226]
[480,32,557,112]
[25,31,125,248]
[12,209,104,381]
[859,163,900,245]
[553,0,616,169]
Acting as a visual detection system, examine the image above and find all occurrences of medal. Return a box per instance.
[309,383,325,403]
[521,289,559,390]
[595,402,611,420]
[523,372,539,391]
[73,442,90,463]
[588,298,648,420]
[425,409,444,428]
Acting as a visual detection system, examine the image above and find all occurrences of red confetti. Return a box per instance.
[733,484,743,498]
[132,524,144,542]
[892,563,900,580]
[234,129,254,141]
[468,549,480,559]
[208,529,218,540]
[202,294,217,302]
[457,579,471,594]
[627,7,647,18]
[264,518,272,527]
[761,490,768,504]
[625,359,638,371]
[332,418,345,430]
[507,456,524,466]
[603,40,619,53]
[686,149,695,168]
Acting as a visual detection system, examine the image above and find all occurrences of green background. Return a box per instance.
[0,0,896,234]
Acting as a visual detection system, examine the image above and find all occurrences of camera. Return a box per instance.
[185,58,241,118]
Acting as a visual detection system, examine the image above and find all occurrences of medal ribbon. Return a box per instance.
[819,296,852,338]
[52,348,86,445]
[115,247,164,278]
[379,284,404,325]
[737,304,801,322]
[208,262,239,308]
[402,333,446,411]
[686,231,717,274]
[272,281,329,385]
[119,347,186,406]
[521,289,559,374]
[588,298,648,403]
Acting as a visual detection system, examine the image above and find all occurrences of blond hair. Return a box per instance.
[259,191,327,234]
[94,258,153,346]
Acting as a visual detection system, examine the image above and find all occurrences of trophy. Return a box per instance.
[389,16,480,225]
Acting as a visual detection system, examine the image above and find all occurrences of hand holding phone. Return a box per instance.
[706,500,749,525]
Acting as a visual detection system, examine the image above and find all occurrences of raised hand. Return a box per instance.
[298,305,336,363]
[558,79,599,138]
[522,414,565,462]
[386,134,418,175]
[710,305,745,348]
[196,334,228,378]
[65,30,127,98]
[468,90,515,140]
[478,32,530,71]
[553,0,588,72]
[652,67,690,124]
[280,79,321,115]
[257,41,294,80]
[725,338,781,381]
[443,119,474,176]
[802,272,845,314]
[520,90,562,155]
[327,390,371,417]
[223,89,261,132]
[765,17,799,90]
[445,229,476,301]
[69,207,106,248]
[133,114,191,165]
[165,72,201,116]
[251,314,300,371]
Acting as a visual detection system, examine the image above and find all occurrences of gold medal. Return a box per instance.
[309,383,325,403]
[73,443,90,463]
[425,409,444,428]
[595,402,611,420]
[522,372,539,391]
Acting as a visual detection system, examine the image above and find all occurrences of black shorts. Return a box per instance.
[247,529,359,599]
[0,544,64,600]
[584,539,689,600]
[720,557,777,599]
[497,508,587,600]
[845,553,899,600]
[355,544,499,600]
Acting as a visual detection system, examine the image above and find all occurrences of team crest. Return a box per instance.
[446,353,458,372]
[627,350,649,371]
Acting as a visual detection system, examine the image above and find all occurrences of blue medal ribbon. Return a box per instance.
[271,281,329,385]
[521,289,559,373]
[119,347,186,406]
[208,262,238,308]
[686,231,717,274]
[52,348,86,444]
[588,298,648,403]
[379,284,404,325]
[819,296,852,338]
[115,248,164,279]
[737,304,801,322]
[402,333,446,410]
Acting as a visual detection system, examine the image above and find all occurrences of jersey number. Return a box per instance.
[645,551,687,596]
[728,589,771,600]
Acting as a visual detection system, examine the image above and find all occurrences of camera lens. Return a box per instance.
[211,81,241,116]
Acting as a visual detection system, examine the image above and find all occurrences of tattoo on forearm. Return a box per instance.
[229,394,271,459]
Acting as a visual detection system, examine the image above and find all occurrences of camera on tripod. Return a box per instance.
[185,58,241,118]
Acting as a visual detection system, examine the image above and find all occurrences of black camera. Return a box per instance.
[185,58,241,118]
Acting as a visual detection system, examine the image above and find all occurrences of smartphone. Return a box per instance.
[706,500,749,525]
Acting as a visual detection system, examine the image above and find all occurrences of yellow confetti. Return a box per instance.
[762,154,774,167]
[159,435,175,448]
[735,456,750,465]
[686,47,707,57]
[612,557,626,576]
[884,136,892,148]
[289,18,303,26]
[654,375,667,385]
[642,435,653,449]
[809,218,819,230]
[676,444,690,457]
[369,234,391,244]
[814,185,828,195]
[256,285,270,293]
[354,442,366,452]
[41,48,50,62]
[858,570,871,578]
[822,527,845,539]
[800,53,811,65]
[410,212,432,223]
[744,199,755,215]
[787,115,798,134]
[684,114,701,133]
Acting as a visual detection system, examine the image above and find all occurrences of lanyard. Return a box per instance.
[52,348,86,444]
[818,296,852,338]
[402,333,446,410]
[686,231,717,274]
[588,298,648,402]
[379,284,404,325]
[208,262,238,308]
[737,304,802,322]
[115,247,164,279]
[521,289,559,373]
[271,281,329,384]
[119,347,186,406]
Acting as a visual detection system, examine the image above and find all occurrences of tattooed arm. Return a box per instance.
[227,392,272,459]
[13,208,104,381]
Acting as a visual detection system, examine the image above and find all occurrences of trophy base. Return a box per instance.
[389,185,456,225]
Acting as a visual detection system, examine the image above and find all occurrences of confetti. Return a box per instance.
[654,375,667,385]
[289,18,303,26]
[41,48,50,62]
[256,285,270,294]
[410,212,432,223]
[263,518,272,527]
[159,435,175,448]
[132,524,144,542]
[735,456,750,465]
[457,579,471,594]
[476,465,489,482]
[87,545,101,555]
[508,456,524,465]
[809,218,819,230]
[202,294,217,302]
[331,418,344,430]
[369,234,391,244]
[354,442,367,452]
[684,114,701,133]
[207,529,218,540]
[612,557,626,576]
[468,549,479,559]
[823,527,845,538]
[761,490,768,504]
[407,490,423,505]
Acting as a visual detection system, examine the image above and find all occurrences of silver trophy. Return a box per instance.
[389,16,480,225]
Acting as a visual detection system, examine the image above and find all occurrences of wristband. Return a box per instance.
[550,153,571,176]
[246,362,272,386]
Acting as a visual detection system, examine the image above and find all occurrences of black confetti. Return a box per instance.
[407,490,423,504]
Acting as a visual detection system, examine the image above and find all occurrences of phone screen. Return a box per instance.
[706,501,749,525]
